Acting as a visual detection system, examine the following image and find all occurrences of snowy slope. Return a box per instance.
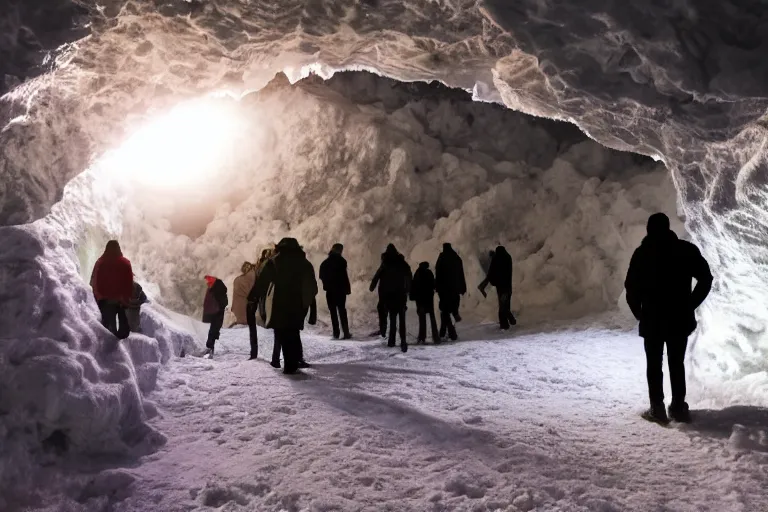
[28,325,768,512]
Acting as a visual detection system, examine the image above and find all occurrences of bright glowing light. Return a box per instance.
[104,97,245,192]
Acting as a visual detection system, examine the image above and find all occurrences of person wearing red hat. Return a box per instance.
[90,240,133,339]
[202,275,228,358]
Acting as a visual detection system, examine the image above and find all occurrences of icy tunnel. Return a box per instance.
[2,0,768,509]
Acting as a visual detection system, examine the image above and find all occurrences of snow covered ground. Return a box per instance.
[40,321,768,512]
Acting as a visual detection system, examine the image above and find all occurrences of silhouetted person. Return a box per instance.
[319,243,352,339]
[370,244,411,352]
[90,240,133,339]
[625,213,712,424]
[246,247,275,360]
[486,246,516,329]
[254,237,318,374]
[369,253,388,338]
[202,275,228,357]
[435,243,466,341]
[125,281,148,333]
[411,262,439,344]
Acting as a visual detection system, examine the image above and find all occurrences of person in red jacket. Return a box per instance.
[202,275,228,358]
[90,240,133,339]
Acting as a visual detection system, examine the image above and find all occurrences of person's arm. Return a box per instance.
[343,261,351,295]
[624,249,643,320]
[458,260,467,295]
[369,267,382,292]
[689,245,713,310]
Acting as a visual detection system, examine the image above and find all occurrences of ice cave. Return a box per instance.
[2,1,768,511]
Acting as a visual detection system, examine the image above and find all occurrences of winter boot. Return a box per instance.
[248,353,258,361]
[202,348,214,359]
[642,402,669,425]
[401,341,408,353]
[343,332,352,340]
[298,360,311,369]
[270,359,281,369]
[668,402,691,423]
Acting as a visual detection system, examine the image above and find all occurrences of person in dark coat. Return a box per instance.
[370,244,411,352]
[625,213,713,424]
[90,240,134,339]
[435,243,466,341]
[410,262,439,344]
[319,243,352,339]
[125,281,149,333]
[202,275,228,357]
[253,237,318,374]
[485,246,516,329]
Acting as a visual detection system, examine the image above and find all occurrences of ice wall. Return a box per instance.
[0,169,199,509]
[94,73,676,329]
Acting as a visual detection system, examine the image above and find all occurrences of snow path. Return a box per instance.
[116,326,767,511]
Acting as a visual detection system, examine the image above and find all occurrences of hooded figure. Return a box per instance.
[435,243,466,341]
[319,243,352,339]
[125,281,149,333]
[486,245,516,329]
[202,275,228,357]
[253,237,318,374]
[370,244,412,352]
[625,213,712,424]
[231,262,256,326]
[410,262,439,344]
[90,240,133,339]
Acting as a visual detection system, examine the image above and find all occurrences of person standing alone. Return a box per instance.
[202,275,228,358]
[319,243,352,339]
[253,238,318,374]
[435,243,466,341]
[410,262,440,344]
[625,213,712,424]
[485,245,516,330]
[370,244,411,352]
[90,240,134,339]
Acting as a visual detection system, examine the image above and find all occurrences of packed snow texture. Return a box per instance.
[20,326,768,511]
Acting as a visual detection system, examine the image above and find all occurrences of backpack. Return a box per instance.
[258,278,275,328]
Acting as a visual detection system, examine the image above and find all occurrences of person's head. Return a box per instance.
[331,243,344,255]
[495,245,506,254]
[647,213,671,237]
[385,243,398,255]
[276,237,302,255]
[419,261,429,269]
[241,262,253,274]
[443,243,452,252]
[204,275,217,287]
[104,240,122,256]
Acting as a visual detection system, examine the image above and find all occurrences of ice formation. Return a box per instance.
[2,0,768,507]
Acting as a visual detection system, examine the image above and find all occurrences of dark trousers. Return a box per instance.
[246,302,258,356]
[416,300,439,341]
[326,292,350,338]
[644,337,688,407]
[98,300,130,339]
[274,328,301,372]
[272,329,305,365]
[388,307,407,347]
[438,294,459,339]
[497,288,516,329]
[377,300,388,336]
[206,312,225,349]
